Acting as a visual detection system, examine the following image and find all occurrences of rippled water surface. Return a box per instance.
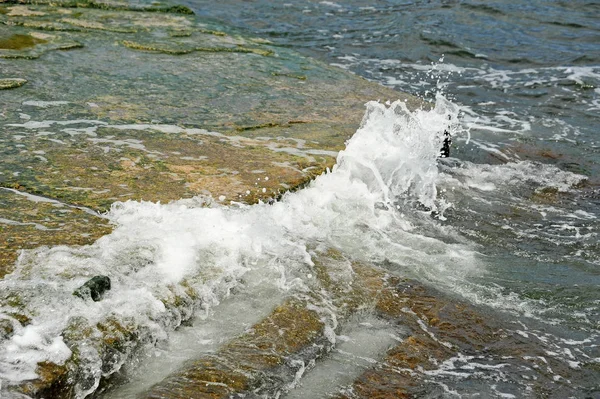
[191,0,600,165]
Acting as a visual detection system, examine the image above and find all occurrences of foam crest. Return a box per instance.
[335,95,458,210]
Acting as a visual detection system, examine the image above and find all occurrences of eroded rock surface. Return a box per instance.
[140,251,396,399]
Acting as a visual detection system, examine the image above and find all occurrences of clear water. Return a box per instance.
[1,0,599,397]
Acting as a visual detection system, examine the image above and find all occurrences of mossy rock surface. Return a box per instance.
[0,77,27,89]
[0,25,83,58]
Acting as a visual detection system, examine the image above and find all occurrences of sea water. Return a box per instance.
[1,0,599,397]
[189,0,600,395]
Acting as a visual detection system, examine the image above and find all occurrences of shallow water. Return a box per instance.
[1,0,599,398]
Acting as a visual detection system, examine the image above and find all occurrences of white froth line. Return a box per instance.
[469,140,511,160]
[267,144,337,158]
[1,187,106,218]
[432,382,461,397]
[490,385,517,399]
[22,100,70,108]
[6,120,336,158]
[0,217,54,231]
[7,120,108,129]
[319,1,342,7]
[197,381,229,387]
[467,123,524,134]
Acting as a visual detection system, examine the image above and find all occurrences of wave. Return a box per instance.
[0,95,594,397]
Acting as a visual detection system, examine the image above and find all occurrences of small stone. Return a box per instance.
[0,78,27,90]
[73,275,111,302]
[0,319,14,340]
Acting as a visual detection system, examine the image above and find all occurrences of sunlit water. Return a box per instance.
[1,0,599,398]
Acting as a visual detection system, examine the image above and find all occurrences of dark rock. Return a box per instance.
[439,129,452,158]
[73,275,111,302]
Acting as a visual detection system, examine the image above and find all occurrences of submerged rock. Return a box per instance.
[333,279,591,399]
[0,0,420,212]
[141,252,386,399]
[0,318,14,340]
[0,32,46,50]
[73,275,111,302]
[0,27,83,59]
[0,187,112,278]
[0,77,27,89]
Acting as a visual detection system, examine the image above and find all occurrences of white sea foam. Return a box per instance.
[439,160,586,194]
[330,56,597,149]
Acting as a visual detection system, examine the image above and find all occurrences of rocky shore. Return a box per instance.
[0,0,429,396]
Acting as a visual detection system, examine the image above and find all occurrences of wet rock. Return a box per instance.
[0,32,46,49]
[0,318,14,340]
[0,77,27,89]
[0,27,83,59]
[0,187,112,278]
[73,275,111,302]
[0,1,423,397]
[333,279,590,398]
[144,298,327,399]
[0,0,420,214]
[4,5,47,17]
[17,361,72,399]
[141,251,393,399]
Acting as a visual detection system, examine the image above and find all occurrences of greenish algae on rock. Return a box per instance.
[0,0,194,14]
[0,77,27,89]
[0,25,83,58]
[0,32,46,49]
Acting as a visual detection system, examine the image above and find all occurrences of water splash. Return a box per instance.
[336,94,459,212]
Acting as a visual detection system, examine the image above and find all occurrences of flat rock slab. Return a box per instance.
[334,280,592,399]
[0,0,420,276]
[131,251,593,399]
[0,187,112,277]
